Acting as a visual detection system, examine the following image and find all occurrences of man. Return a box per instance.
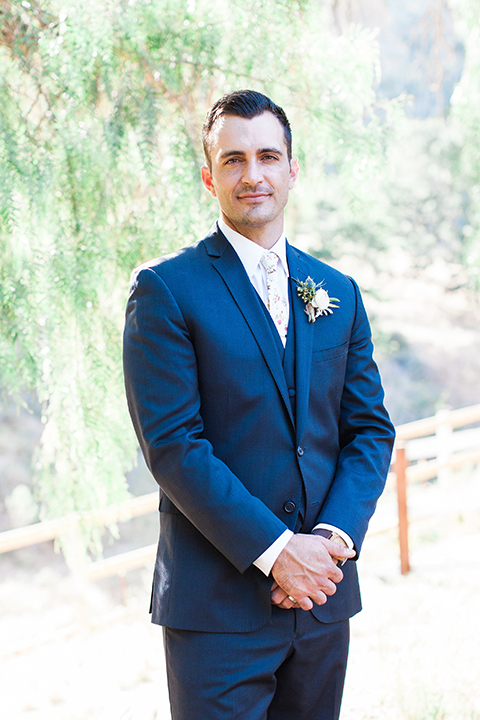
[123,90,395,720]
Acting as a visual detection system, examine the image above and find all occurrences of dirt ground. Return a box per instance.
[343,470,480,720]
[1,467,479,720]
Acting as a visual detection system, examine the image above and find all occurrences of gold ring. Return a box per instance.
[287,595,297,604]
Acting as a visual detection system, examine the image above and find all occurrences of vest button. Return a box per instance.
[297,446,304,457]
[288,388,296,397]
[283,501,296,513]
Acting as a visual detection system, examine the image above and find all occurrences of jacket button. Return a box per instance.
[297,446,304,457]
[288,388,296,397]
[283,501,296,513]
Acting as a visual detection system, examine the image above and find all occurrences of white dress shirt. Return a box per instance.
[218,218,353,576]
[218,218,290,317]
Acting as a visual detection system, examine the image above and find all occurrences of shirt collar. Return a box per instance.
[218,218,289,278]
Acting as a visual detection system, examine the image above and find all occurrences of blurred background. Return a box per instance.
[1,1,479,718]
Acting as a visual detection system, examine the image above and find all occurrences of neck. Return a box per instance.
[221,213,283,250]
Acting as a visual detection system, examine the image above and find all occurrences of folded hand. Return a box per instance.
[270,533,356,610]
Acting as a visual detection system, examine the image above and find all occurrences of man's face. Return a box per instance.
[201,112,299,244]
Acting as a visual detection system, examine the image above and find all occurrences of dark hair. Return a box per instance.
[202,89,292,167]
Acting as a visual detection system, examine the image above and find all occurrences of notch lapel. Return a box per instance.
[204,229,294,428]
[287,243,314,443]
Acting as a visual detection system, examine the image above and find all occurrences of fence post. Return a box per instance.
[395,443,410,575]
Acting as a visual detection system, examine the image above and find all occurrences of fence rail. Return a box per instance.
[395,403,480,441]
[0,492,158,554]
[1,404,480,581]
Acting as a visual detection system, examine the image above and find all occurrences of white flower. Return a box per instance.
[293,276,340,323]
[311,288,330,312]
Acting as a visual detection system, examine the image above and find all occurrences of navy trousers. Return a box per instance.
[163,606,349,720]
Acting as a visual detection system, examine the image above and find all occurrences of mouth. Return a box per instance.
[236,192,271,202]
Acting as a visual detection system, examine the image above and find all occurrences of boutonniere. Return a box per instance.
[293,277,340,323]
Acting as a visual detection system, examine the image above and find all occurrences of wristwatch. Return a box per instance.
[312,528,348,566]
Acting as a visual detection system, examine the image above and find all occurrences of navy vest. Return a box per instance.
[257,280,296,419]
[258,281,308,529]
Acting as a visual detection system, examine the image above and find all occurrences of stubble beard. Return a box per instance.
[231,189,286,230]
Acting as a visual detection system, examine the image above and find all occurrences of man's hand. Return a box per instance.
[270,534,356,610]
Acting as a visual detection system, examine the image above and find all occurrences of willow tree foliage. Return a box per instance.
[448,0,480,291]
[0,0,395,543]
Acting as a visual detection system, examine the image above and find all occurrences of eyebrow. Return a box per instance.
[219,146,284,160]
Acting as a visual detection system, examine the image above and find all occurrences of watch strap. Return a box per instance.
[312,528,348,565]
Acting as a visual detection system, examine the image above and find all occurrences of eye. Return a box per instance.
[262,154,279,161]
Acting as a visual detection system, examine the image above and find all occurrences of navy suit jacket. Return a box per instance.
[123,224,395,632]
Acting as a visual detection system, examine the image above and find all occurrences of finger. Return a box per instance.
[324,541,356,562]
[310,590,328,606]
[332,550,355,568]
[271,585,289,605]
[316,537,356,562]
[276,594,312,611]
[277,598,298,609]
[328,564,344,584]
[320,579,338,597]
[274,596,296,609]
[337,547,356,558]
[295,595,313,611]
[271,589,301,609]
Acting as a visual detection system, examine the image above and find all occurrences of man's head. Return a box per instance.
[201,90,298,247]
[202,90,292,169]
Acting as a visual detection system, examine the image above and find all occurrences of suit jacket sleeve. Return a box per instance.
[314,278,395,553]
[123,266,288,574]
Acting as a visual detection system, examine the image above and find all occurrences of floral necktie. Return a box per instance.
[260,252,288,346]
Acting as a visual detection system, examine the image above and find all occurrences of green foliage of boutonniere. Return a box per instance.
[293,277,340,323]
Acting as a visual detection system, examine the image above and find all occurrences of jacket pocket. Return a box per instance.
[311,341,349,363]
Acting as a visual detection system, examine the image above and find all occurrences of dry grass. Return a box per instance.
[1,468,479,719]
[344,468,480,720]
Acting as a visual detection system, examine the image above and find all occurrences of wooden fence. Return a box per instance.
[391,403,480,574]
[1,403,480,582]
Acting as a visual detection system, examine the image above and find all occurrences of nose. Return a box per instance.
[241,158,263,187]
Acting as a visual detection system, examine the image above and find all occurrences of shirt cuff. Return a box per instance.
[312,523,354,549]
[253,529,293,576]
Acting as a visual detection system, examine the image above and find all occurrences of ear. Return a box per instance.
[289,158,299,189]
[201,165,217,197]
